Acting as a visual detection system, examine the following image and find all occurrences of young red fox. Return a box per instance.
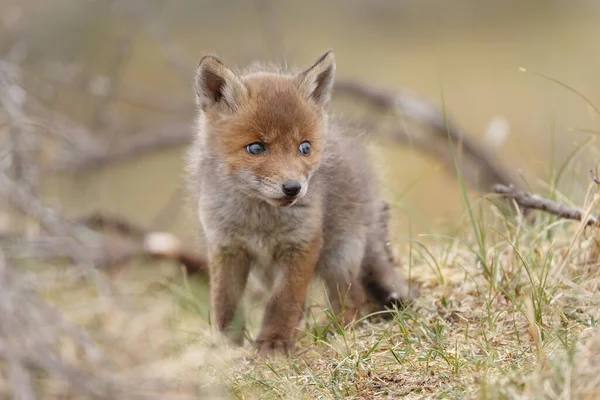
[185,50,415,356]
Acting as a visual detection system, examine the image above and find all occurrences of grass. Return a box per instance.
[5,71,600,399]
[6,178,600,399]
[224,190,600,399]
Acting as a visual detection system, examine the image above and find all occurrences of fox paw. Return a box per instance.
[254,337,294,358]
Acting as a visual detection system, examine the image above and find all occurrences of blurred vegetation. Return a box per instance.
[2,0,599,239]
[2,1,600,398]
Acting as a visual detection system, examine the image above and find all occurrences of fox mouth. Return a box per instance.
[258,194,299,208]
[255,180,304,207]
[278,198,298,207]
[253,177,307,207]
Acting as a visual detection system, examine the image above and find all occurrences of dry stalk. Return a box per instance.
[493,184,600,227]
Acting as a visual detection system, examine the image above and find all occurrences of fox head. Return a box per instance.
[193,50,336,207]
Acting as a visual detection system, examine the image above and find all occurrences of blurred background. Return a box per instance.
[2,1,600,397]
[2,0,600,242]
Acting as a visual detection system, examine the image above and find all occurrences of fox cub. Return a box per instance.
[186,50,414,356]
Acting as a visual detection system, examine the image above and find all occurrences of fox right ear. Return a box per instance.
[194,55,247,112]
[296,50,336,109]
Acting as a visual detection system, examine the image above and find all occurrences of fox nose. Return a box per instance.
[282,180,302,197]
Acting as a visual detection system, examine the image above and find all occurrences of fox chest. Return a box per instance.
[234,211,309,261]
[200,199,317,265]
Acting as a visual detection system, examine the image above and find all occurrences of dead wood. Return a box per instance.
[0,213,207,278]
[493,184,600,227]
[0,156,206,276]
[77,211,208,276]
[590,169,600,185]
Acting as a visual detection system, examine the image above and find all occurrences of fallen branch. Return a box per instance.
[1,232,131,263]
[78,211,208,276]
[77,212,148,238]
[1,214,208,277]
[493,184,600,227]
[0,167,207,276]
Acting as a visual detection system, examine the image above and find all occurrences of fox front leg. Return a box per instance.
[208,246,252,346]
[255,236,322,357]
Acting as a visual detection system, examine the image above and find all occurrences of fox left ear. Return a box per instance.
[195,54,247,112]
[296,50,336,108]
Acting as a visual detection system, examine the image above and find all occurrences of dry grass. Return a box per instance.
[2,183,600,399]
[224,191,600,399]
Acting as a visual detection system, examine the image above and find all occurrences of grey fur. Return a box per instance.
[185,52,413,348]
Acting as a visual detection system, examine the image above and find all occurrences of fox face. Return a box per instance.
[194,51,336,207]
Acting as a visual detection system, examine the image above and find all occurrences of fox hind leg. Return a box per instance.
[360,202,417,311]
[360,247,414,310]
[317,236,367,326]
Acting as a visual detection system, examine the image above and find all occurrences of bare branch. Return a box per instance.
[0,234,143,272]
[77,212,148,238]
[334,79,523,191]
[493,184,600,227]
[0,170,125,296]
[0,56,40,195]
[76,211,208,276]
[51,122,195,172]
[590,169,600,185]
[1,212,208,277]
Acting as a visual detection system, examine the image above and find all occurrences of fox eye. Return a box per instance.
[246,142,266,155]
[299,141,311,156]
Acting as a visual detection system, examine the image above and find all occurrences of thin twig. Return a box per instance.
[590,169,600,185]
[493,184,600,227]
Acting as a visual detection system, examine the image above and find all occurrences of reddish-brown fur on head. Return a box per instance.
[194,51,336,207]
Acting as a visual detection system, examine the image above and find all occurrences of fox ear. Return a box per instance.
[195,55,247,112]
[296,50,336,108]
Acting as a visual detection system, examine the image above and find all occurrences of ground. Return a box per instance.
[4,187,600,399]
